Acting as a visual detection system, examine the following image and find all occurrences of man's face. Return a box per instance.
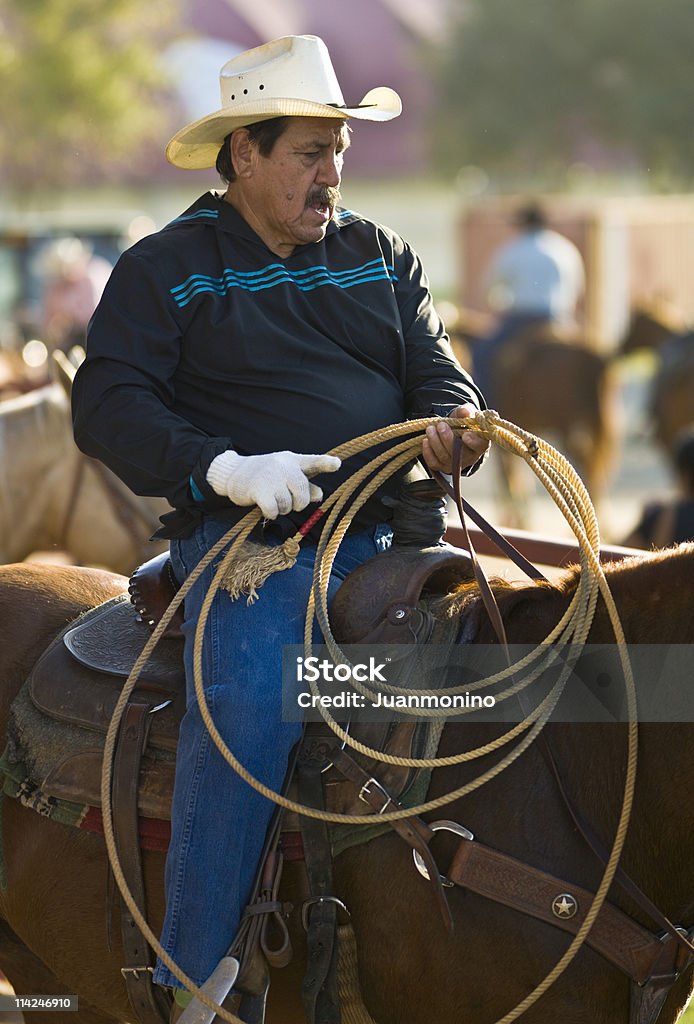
[237,117,348,256]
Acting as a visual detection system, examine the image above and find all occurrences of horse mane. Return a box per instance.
[437,543,694,645]
[435,572,564,642]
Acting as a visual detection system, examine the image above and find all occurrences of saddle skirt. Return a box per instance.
[2,545,474,835]
[6,595,182,820]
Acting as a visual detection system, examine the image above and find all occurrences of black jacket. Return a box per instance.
[72,192,484,538]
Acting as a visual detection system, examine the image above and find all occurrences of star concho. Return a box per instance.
[551,893,578,919]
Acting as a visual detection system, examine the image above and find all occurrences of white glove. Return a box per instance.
[206,449,341,519]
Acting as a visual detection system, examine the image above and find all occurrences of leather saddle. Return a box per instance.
[22,545,473,821]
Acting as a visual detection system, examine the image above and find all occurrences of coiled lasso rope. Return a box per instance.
[99,411,638,1024]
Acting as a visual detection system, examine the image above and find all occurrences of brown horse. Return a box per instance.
[0,384,167,572]
[619,307,694,452]
[0,546,692,1024]
[449,315,618,525]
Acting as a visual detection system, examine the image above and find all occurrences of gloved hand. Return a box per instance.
[206,450,341,519]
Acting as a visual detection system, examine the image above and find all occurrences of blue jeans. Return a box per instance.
[153,517,392,989]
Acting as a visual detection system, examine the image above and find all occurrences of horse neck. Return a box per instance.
[586,546,694,645]
[0,385,76,561]
[485,546,694,646]
[622,312,677,354]
[0,383,165,572]
[431,562,693,951]
[58,462,167,574]
[602,547,694,913]
[502,549,694,917]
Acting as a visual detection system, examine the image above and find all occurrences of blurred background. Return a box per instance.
[0,4,693,1020]
[1,0,694,555]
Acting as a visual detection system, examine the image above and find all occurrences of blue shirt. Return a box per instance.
[487,228,585,322]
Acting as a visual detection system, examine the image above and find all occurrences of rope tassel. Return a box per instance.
[218,535,301,603]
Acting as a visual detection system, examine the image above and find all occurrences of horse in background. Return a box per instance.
[0,545,691,1023]
[619,305,694,454]
[0,347,50,401]
[0,383,167,573]
[447,309,618,526]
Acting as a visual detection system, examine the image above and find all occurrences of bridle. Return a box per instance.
[59,448,159,557]
[419,439,694,1024]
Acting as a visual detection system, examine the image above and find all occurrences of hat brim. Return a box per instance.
[166,87,402,169]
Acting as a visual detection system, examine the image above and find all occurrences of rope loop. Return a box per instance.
[98,413,637,1022]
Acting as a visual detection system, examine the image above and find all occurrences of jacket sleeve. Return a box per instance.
[393,239,485,415]
[72,250,231,508]
[394,237,482,381]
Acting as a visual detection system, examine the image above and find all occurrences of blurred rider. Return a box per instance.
[475,201,585,406]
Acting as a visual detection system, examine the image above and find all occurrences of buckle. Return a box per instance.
[148,699,173,714]
[358,777,393,813]
[120,966,153,979]
[412,819,474,887]
[301,896,351,931]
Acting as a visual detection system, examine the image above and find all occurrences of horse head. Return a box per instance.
[619,302,687,356]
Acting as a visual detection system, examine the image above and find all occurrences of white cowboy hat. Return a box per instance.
[166,34,402,170]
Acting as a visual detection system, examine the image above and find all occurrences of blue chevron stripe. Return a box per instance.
[170,209,221,224]
[170,257,387,294]
[170,259,397,308]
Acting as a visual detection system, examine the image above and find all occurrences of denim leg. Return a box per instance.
[153,519,390,988]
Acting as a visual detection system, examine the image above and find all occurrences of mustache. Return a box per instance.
[306,185,341,209]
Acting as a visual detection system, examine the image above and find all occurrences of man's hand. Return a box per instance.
[422,404,489,475]
[206,450,341,519]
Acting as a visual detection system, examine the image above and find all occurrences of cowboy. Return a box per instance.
[474,201,585,405]
[72,34,488,1019]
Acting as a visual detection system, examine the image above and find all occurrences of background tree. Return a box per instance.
[0,0,181,186]
[434,0,694,187]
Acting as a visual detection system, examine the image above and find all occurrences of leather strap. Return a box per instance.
[328,745,453,933]
[58,455,87,551]
[530,722,694,962]
[237,849,292,976]
[432,437,546,665]
[629,951,687,1024]
[237,985,270,1024]
[258,850,292,970]
[435,436,693,1018]
[230,746,306,1021]
[446,837,691,987]
[297,762,341,1024]
[521,721,693,1024]
[111,701,168,1024]
[431,438,547,583]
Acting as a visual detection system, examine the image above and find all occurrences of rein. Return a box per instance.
[59,449,159,557]
[98,412,647,1024]
[53,348,157,556]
